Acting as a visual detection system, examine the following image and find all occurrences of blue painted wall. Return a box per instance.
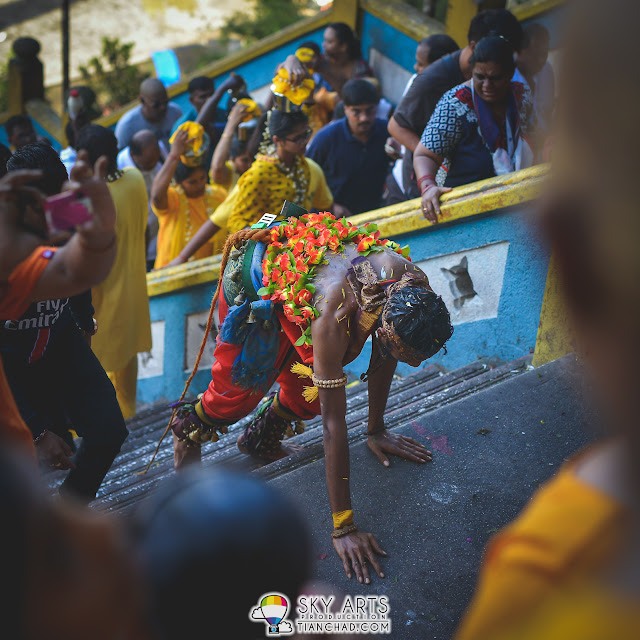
[360,10,420,75]
[345,207,551,378]
[137,282,218,406]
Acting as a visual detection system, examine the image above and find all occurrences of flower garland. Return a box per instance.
[176,184,218,248]
[258,212,411,346]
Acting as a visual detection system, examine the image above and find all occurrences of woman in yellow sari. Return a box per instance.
[227,109,335,234]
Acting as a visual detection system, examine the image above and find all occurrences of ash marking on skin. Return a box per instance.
[411,421,454,455]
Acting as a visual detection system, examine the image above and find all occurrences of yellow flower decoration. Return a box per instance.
[236,98,262,122]
[271,67,315,106]
[295,47,316,66]
[168,121,209,167]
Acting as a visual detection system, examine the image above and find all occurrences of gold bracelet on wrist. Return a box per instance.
[331,524,358,539]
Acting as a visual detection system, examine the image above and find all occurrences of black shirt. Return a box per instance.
[392,50,465,197]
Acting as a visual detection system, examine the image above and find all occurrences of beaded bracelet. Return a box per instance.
[331,524,358,539]
[311,373,348,389]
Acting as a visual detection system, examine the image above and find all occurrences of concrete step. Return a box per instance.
[87,357,530,515]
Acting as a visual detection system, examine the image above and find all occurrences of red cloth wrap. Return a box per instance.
[200,295,320,422]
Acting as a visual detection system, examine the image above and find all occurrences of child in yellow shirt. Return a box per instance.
[151,126,226,269]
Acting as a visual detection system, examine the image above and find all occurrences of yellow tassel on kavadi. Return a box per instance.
[291,362,318,403]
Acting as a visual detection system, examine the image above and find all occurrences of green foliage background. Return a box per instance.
[78,37,148,112]
[221,0,315,43]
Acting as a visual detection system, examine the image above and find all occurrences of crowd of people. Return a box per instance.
[5,4,635,639]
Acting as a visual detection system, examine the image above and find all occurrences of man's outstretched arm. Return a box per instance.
[366,340,433,466]
[312,307,387,584]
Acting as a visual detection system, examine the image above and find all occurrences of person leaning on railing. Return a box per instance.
[414,36,535,223]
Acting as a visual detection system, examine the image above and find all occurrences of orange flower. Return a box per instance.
[357,235,375,252]
[295,289,312,305]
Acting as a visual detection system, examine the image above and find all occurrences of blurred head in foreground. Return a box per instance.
[545,0,640,476]
[134,467,311,639]
[0,449,138,640]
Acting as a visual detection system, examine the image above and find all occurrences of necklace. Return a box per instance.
[276,155,309,206]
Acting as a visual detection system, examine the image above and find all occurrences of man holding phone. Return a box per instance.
[0,143,128,503]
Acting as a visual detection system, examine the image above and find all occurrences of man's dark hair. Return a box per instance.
[7,142,68,196]
[188,75,214,94]
[470,36,516,77]
[468,8,523,52]
[268,110,308,139]
[342,78,378,107]
[229,137,248,159]
[521,22,550,50]
[4,114,34,138]
[76,124,118,175]
[327,22,362,60]
[174,160,205,184]
[385,286,453,359]
[298,40,321,56]
[0,143,11,178]
[420,33,459,63]
[135,467,311,640]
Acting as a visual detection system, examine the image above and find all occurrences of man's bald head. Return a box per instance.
[130,129,161,171]
[140,78,169,123]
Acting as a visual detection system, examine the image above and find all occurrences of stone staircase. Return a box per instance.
[70,356,533,516]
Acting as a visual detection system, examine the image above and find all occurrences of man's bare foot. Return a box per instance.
[173,433,202,470]
[237,434,304,461]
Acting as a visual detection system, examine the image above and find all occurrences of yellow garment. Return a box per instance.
[106,355,138,420]
[227,156,333,235]
[209,183,240,254]
[152,184,226,268]
[491,584,640,640]
[92,167,151,372]
[454,445,631,640]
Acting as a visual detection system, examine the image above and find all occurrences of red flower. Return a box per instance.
[285,270,297,284]
[295,289,312,305]
[270,268,281,283]
[299,306,314,320]
[294,257,309,273]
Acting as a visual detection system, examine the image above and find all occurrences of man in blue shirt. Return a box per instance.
[115,78,182,151]
[306,79,391,216]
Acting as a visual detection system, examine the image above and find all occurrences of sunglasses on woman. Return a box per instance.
[285,127,313,144]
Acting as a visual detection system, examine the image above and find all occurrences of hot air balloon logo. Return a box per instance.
[250,592,294,635]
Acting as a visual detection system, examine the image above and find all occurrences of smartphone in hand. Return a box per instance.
[44,190,93,234]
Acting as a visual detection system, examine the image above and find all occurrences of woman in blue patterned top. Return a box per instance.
[414,36,535,223]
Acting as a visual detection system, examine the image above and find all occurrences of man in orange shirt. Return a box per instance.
[0,154,118,457]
